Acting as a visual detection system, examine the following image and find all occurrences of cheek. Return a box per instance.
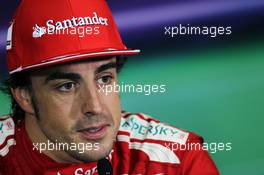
[35,93,80,135]
[102,92,121,125]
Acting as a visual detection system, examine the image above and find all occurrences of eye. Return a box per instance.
[57,82,76,92]
[97,75,113,85]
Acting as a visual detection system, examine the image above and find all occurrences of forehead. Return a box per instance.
[30,57,116,76]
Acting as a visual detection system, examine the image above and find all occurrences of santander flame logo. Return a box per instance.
[32,24,46,38]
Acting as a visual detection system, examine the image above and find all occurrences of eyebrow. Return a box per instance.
[95,61,117,74]
[45,72,81,84]
[44,61,117,83]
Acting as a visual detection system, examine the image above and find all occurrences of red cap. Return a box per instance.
[6,0,140,74]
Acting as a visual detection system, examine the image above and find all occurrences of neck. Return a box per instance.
[24,114,82,163]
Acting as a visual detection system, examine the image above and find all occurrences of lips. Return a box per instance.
[77,124,109,140]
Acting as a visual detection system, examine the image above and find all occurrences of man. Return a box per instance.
[0,0,219,174]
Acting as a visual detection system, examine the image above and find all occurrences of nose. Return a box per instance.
[81,84,103,117]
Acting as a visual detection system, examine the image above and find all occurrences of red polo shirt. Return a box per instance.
[0,113,219,175]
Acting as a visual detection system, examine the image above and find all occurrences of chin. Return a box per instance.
[68,139,114,162]
[70,146,112,162]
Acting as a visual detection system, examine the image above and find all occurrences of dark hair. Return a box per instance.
[0,56,127,123]
[0,71,31,123]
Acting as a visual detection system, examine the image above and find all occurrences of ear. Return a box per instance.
[11,88,35,115]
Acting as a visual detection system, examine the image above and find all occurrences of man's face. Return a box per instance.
[29,57,121,162]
